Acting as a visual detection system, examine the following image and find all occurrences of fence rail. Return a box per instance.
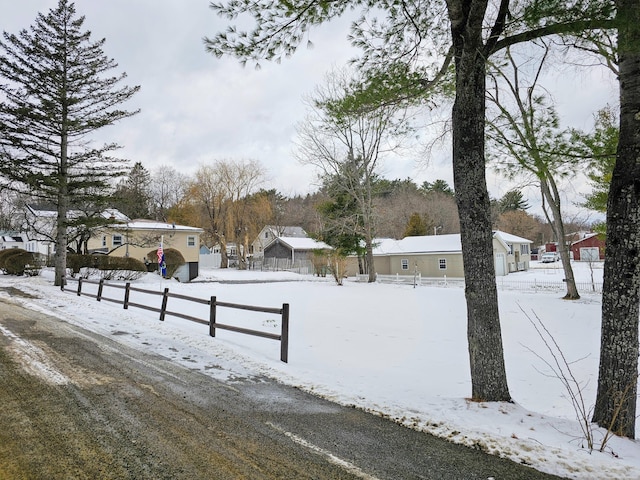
[62,277,289,362]
[357,273,602,294]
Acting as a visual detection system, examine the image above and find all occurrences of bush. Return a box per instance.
[67,254,93,274]
[0,248,29,273]
[67,254,146,280]
[0,248,26,273]
[4,250,37,276]
[146,248,185,278]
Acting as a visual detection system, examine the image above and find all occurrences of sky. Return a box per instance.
[2,1,618,217]
[2,262,639,479]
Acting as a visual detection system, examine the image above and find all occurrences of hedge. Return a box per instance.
[67,254,146,274]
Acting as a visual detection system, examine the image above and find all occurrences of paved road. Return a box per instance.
[0,295,567,479]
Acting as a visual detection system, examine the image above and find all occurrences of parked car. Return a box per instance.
[540,252,560,263]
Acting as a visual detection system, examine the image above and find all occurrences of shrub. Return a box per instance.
[146,248,185,278]
[67,253,93,274]
[99,256,146,273]
[67,254,146,280]
[0,248,30,273]
[4,251,37,276]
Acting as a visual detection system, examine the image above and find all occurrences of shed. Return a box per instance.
[263,236,332,264]
[571,233,605,261]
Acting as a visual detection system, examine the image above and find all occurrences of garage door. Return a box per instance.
[495,253,506,276]
[580,247,600,262]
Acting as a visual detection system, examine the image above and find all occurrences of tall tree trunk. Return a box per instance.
[450,6,511,402]
[219,235,229,269]
[593,0,640,438]
[54,134,68,287]
[539,176,580,299]
[365,240,376,283]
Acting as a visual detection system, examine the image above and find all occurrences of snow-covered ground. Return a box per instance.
[1,260,638,479]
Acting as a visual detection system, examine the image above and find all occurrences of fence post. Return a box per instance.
[97,279,104,302]
[159,287,169,321]
[77,277,82,296]
[209,296,216,337]
[280,303,289,363]
[124,282,131,309]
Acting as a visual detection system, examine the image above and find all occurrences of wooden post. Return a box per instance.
[97,279,104,302]
[124,282,131,309]
[280,303,289,363]
[159,287,169,321]
[209,296,216,337]
[77,277,82,296]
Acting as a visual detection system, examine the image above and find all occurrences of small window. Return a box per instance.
[520,244,530,254]
[439,258,447,270]
[401,259,409,270]
[187,235,196,247]
[265,231,270,239]
[507,244,513,254]
[112,234,123,247]
[102,236,107,247]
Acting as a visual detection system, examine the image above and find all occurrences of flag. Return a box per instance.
[157,243,166,277]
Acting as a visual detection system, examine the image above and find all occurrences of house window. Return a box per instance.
[187,235,196,247]
[265,231,270,239]
[520,244,530,254]
[102,236,107,247]
[112,234,123,247]
[439,258,447,270]
[401,259,409,270]
[507,244,513,254]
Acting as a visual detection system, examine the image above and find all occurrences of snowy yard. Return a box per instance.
[1,260,639,479]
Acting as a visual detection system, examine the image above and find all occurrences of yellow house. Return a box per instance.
[87,219,204,281]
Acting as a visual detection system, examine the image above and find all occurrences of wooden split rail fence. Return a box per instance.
[62,277,290,363]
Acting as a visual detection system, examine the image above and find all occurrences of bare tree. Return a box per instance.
[296,69,411,282]
[218,159,265,269]
[188,159,264,269]
[486,43,581,299]
[150,165,189,222]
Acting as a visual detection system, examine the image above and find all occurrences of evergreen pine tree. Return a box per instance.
[0,0,139,286]
[113,162,152,219]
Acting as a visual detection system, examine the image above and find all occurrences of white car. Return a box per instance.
[540,252,559,263]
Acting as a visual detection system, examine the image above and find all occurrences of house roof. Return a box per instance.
[493,230,534,245]
[372,234,462,255]
[273,236,332,251]
[372,230,533,256]
[125,219,203,233]
[27,204,131,222]
[1,235,24,243]
[265,225,307,237]
[571,233,603,246]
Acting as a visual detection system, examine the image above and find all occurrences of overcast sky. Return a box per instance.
[3,1,617,219]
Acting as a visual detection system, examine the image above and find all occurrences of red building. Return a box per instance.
[571,233,605,261]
